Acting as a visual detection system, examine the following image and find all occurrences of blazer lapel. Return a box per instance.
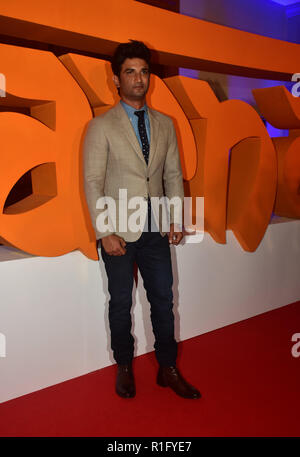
[114,102,147,166]
[148,107,160,169]
[112,102,160,169]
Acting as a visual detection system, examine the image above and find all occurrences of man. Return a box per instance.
[83,40,200,399]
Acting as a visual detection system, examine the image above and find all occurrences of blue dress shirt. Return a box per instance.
[120,100,151,149]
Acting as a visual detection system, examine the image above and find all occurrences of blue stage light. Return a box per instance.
[270,0,300,6]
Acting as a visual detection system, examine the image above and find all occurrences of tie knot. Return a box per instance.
[134,110,145,120]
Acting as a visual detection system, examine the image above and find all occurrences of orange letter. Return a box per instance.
[165,76,277,251]
[253,85,300,218]
[0,44,97,259]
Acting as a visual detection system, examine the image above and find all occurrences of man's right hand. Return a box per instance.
[101,234,126,256]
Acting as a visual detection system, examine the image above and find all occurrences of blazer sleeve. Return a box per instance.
[163,119,184,227]
[83,117,116,240]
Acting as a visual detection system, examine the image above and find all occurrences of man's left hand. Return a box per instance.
[168,223,184,245]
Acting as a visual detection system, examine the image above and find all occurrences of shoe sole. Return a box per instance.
[157,373,201,399]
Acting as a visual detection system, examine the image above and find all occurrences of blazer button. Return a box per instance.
[147,177,149,181]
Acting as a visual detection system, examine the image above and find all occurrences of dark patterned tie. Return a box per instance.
[134,110,151,231]
[134,110,149,164]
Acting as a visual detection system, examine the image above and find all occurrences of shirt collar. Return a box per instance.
[120,100,148,117]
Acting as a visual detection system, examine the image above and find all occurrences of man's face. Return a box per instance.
[113,58,150,101]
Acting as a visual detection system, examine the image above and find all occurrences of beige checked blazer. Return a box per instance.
[83,101,184,242]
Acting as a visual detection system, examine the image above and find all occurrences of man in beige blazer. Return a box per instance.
[83,40,200,399]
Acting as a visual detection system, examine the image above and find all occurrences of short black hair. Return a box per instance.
[111,40,151,77]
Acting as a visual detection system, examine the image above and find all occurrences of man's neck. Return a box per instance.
[120,97,146,110]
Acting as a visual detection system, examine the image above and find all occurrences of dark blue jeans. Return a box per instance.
[100,232,177,366]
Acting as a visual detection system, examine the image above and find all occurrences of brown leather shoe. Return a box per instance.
[116,364,136,398]
[157,366,201,399]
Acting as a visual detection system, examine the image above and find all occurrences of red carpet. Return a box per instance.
[0,301,299,437]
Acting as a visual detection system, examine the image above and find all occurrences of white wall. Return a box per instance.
[1,218,300,403]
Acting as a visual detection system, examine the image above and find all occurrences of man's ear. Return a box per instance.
[112,75,120,88]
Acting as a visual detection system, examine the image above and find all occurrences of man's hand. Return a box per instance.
[101,234,126,256]
[168,223,184,245]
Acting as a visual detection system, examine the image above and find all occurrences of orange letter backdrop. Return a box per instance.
[0,0,299,259]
